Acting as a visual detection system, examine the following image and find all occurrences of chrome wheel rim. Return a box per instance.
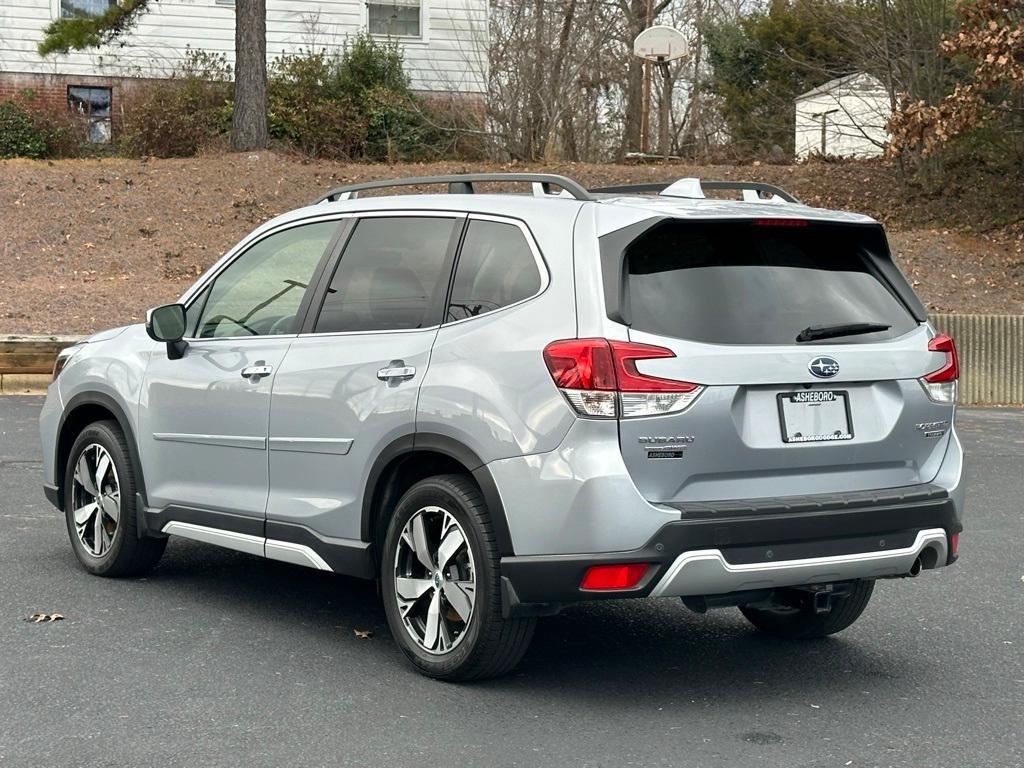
[70,443,120,558]
[393,506,476,655]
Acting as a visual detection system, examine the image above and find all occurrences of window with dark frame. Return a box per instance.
[67,86,112,144]
[314,217,456,334]
[367,0,422,38]
[447,221,542,322]
[195,222,338,339]
[60,0,117,18]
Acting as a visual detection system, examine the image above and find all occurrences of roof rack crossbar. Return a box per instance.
[590,179,800,204]
[313,173,595,204]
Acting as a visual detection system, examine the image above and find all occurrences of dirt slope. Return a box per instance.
[1,153,1021,334]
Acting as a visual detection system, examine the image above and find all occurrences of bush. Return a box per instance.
[268,36,441,161]
[119,49,232,157]
[0,97,79,159]
[268,51,366,158]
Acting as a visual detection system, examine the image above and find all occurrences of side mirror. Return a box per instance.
[146,303,188,360]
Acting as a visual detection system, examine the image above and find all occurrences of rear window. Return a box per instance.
[625,221,918,345]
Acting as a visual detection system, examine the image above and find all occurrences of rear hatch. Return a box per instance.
[612,218,956,503]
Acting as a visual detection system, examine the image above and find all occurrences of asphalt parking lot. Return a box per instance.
[1,397,1021,768]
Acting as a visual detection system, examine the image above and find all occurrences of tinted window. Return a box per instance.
[315,217,456,333]
[447,220,542,322]
[195,221,336,338]
[626,221,916,345]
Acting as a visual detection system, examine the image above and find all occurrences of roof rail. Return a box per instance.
[590,179,801,204]
[312,173,595,204]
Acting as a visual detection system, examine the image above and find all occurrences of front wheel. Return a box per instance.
[63,420,166,577]
[380,474,535,681]
[739,580,875,640]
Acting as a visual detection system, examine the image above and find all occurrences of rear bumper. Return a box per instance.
[499,485,961,611]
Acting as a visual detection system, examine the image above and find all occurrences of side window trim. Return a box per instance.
[442,214,550,327]
[299,211,468,337]
[180,214,347,341]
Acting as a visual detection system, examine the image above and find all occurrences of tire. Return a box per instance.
[739,580,875,640]
[380,474,535,681]
[63,420,166,577]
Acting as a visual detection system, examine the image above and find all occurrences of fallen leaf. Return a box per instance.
[353,629,373,639]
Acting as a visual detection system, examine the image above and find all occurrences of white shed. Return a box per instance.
[794,73,890,160]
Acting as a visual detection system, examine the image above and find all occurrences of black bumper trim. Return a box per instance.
[500,487,961,606]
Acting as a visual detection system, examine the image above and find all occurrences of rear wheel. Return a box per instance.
[63,420,166,577]
[739,580,875,640]
[380,474,535,681]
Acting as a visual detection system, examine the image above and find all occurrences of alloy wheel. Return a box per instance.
[70,443,121,558]
[393,506,476,655]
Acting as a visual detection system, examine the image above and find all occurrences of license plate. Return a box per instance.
[777,390,853,443]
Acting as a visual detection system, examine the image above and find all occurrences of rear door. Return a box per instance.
[612,219,955,503]
[265,213,463,550]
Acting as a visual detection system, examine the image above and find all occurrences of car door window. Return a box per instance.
[447,220,542,322]
[314,216,457,333]
[195,221,338,338]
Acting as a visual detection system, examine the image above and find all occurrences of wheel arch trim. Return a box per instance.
[55,391,148,513]
[361,432,515,556]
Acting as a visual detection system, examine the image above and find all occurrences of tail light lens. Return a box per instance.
[919,334,959,403]
[580,563,649,591]
[543,338,704,418]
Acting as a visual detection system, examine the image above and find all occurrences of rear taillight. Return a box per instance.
[919,334,959,403]
[543,338,704,418]
[580,563,649,591]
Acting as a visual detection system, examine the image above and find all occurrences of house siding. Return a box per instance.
[0,0,488,94]
[794,74,889,160]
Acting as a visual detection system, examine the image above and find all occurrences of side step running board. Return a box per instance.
[161,521,333,572]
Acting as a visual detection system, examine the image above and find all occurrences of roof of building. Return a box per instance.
[796,72,887,101]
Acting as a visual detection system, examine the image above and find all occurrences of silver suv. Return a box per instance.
[40,173,965,680]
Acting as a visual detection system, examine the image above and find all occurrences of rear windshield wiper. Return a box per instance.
[796,322,892,343]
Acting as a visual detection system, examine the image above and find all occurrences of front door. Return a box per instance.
[139,218,342,524]
[266,213,463,555]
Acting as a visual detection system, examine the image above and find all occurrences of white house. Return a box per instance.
[0,0,488,141]
[794,73,890,160]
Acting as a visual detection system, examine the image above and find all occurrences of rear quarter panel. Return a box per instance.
[417,206,582,463]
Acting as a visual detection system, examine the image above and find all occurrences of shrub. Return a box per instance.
[119,49,232,157]
[268,51,366,158]
[0,100,48,158]
[336,34,411,104]
[0,96,80,159]
[267,36,441,161]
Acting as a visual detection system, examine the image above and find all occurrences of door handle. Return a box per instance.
[377,363,416,382]
[241,363,273,380]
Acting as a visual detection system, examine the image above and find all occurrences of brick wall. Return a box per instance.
[0,72,163,137]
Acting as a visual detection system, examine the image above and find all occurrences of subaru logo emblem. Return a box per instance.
[809,356,840,378]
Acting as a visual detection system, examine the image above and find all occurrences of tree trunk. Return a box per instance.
[232,0,268,151]
[620,56,644,157]
[679,0,703,156]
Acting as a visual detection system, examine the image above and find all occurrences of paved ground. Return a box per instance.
[0,397,1021,768]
